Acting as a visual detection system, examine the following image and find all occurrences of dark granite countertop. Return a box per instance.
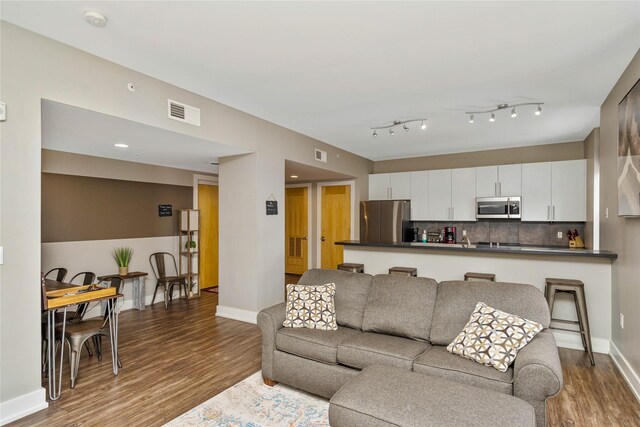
[336,240,618,260]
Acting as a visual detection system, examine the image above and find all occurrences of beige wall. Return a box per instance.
[584,128,600,250]
[0,21,372,410]
[42,148,205,186]
[373,141,585,173]
[599,49,640,388]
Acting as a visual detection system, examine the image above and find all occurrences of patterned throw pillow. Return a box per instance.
[283,283,337,330]
[447,302,543,372]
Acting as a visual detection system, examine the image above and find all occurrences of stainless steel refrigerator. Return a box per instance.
[360,200,411,243]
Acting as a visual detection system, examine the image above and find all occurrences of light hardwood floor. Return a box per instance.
[11,288,640,426]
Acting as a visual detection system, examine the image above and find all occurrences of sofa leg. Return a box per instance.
[263,377,278,387]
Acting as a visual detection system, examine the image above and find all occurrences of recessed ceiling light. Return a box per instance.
[114,143,128,148]
[290,175,299,179]
[84,11,107,28]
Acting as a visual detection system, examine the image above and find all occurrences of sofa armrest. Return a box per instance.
[513,329,563,402]
[257,302,287,379]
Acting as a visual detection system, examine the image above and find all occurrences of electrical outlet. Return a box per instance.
[462,230,467,236]
[605,207,609,219]
[557,231,563,239]
[620,313,624,329]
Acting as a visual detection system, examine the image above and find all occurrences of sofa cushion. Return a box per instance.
[362,274,438,342]
[430,281,550,346]
[337,332,430,370]
[276,326,361,365]
[447,302,543,372]
[283,283,337,330]
[298,269,373,330]
[413,346,513,395]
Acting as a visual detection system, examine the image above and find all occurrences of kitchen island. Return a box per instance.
[337,240,617,354]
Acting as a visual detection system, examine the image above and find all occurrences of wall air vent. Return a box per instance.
[168,99,201,126]
[315,148,327,163]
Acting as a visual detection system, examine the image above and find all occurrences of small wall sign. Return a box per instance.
[158,204,173,217]
[266,200,278,215]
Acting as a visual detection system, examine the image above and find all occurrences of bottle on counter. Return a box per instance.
[421,229,427,243]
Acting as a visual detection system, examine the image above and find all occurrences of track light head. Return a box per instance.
[421,121,427,130]
[403,124,409,132]
[511,108,517,118]
[389,129,394,135]
[489,112,495,122]
[372,130,377,137]
[468,114,474,124]
[535,105,542,116]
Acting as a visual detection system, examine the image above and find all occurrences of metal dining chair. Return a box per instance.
[67,272,97,321]
[149,252,190,309]
[45,267,68,282]
[56,276,123,389]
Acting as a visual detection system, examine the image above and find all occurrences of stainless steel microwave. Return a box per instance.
[476,196,521,219]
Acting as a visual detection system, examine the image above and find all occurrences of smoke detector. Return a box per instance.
[84,11,107,28]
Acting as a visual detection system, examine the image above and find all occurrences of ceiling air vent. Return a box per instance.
[168,99,201,126]
[315,148,327,163]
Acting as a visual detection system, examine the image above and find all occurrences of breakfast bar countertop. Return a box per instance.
[336,240,618,260]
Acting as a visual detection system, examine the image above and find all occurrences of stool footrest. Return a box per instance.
[550,326,586,334]
[550,318,580,325]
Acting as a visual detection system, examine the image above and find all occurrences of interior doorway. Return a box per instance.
[285,186,309,275]
[197,183,219,290]
[320,184,352,269]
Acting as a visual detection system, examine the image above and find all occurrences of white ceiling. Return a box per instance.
[41,100,251,173]
[4,2,640,161]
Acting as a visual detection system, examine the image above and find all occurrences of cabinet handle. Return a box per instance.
[451,207,454,220]
[495,182,498,196]
[498,182,502,196]
[390,187,393,199]
[552,205,555,221]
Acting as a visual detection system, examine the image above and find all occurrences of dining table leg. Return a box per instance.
[107,298,120,376]
[132,276,145,310]
[47,307,67,401]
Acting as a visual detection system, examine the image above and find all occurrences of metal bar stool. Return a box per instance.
[545,277,595,365]
[337,263,364,273]
[464,272,496,282]
[389,267,417,277]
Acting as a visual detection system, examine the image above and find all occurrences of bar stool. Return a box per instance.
[389,267,417,277]
[337,263,364,273]
[464,272,496,282]
[545,278,594,366]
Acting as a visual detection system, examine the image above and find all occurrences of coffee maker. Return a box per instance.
[444,226,457,244]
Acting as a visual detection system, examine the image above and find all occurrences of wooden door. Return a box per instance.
[321,185,351,269]
[198,184,218,289]
[285,187,308,275]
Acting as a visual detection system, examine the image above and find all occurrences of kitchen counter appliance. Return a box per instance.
[476,196,521,219]
[360,200,411,243]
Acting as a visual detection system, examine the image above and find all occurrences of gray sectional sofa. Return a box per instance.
[258,269,563,426]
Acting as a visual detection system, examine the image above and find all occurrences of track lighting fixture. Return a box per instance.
[466,102,544,123]
[370,118,428,137]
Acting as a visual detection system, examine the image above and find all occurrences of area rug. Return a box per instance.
[164,371,330,426]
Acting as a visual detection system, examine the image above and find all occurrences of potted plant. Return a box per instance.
[113,247,133,276]
[185,240,197,252]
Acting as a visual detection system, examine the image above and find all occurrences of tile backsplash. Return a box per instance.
[412,220,586,247]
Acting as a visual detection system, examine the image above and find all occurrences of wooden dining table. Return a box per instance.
[43,278,122,400]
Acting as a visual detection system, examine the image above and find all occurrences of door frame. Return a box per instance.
[285,183,313,271]
[193,174,219,208]
[316,180,356,268]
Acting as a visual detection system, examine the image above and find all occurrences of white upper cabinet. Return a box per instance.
[369,174,390,200]
[522,162,552,221]
[476,166,499,197]
[428,169,453,221]
[498,164,522,196]
[369,172,411,200]
[522,160,586,222]
[552,160,586,222]
[476,164,521,197]
[451,168,477,221]
[410,171,429,220]
[389,172,411,200]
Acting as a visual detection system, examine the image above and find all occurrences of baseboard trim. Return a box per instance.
[216,305,258,324]
[0,387,48,426]
[552,330,609,354]
[610,341,640,403]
